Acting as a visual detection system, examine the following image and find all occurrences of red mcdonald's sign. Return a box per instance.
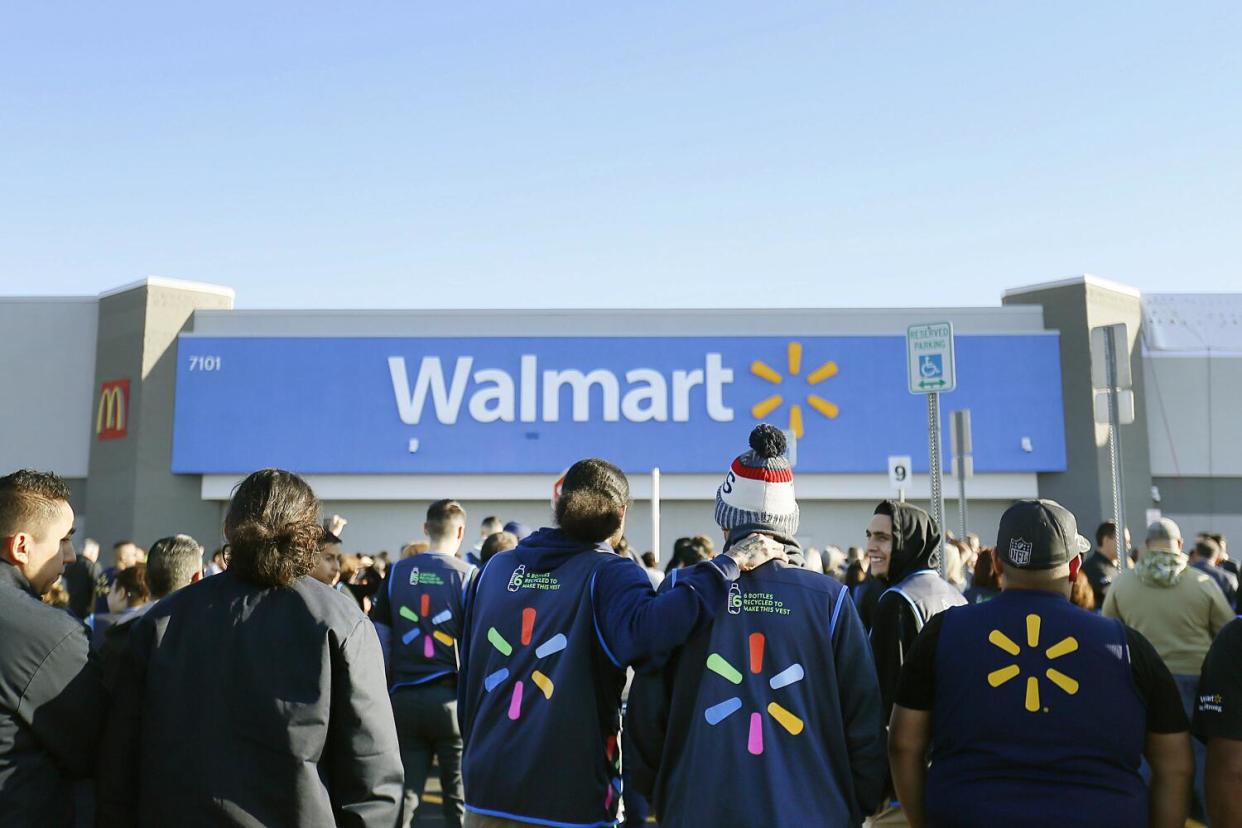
[96,379,130,440]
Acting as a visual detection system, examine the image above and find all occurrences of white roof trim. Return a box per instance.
[1003,274,1142,300]
[199,305,1032,318]
[99,276,235,300]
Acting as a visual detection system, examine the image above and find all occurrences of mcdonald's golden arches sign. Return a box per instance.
[96,379,130,440]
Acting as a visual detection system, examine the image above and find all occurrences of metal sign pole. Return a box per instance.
[927,392,947,578]
[1104,329,1128,567]
[651,467,661,564]
[957,462,968,541]
[952,409,972,540]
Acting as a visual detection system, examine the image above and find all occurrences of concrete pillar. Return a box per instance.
[85,278,234,564]
[1003,275,1153,546]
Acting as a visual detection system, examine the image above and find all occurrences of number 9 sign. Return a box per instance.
[888,455,913,492]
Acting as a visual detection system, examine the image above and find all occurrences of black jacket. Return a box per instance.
[1081,551,1119,609]
[851,574,885,631]
[96,570,403,827]
[61,556,102,621]
[0,562,104,827]
[868,501,961,722]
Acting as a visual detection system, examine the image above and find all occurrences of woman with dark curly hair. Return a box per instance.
[97,469,403,826]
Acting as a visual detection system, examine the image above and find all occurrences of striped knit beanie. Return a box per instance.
[715,424,799,539]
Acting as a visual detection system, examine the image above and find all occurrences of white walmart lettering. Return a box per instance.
[387,354,734,425]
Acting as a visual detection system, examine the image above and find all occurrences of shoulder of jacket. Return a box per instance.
[296,578,369,627]
[0,586,82,640]
[770,564,841,594]
[1187,569,1215,585]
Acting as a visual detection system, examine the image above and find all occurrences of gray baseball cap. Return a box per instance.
[1145,517,1182,552]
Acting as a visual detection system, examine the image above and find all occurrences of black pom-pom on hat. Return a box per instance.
[748,423,787,459]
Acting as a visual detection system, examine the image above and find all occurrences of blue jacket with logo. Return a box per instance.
[457,528,738,828]
[626,553,888,827]
[927,590,1147,827]
[374,552,475,689]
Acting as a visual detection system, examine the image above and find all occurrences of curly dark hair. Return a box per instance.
[554,458,630,544]
[224,469,321,588]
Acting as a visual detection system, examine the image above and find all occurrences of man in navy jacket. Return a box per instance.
[627,425,887,827]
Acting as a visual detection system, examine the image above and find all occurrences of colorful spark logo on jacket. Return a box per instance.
[483,607,566,720]
[987,613,1080,712]
[399,592,455,658]
[702,632,805,755]
[749,342,839,439]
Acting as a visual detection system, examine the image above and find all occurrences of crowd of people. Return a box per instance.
[2,423,1241,827]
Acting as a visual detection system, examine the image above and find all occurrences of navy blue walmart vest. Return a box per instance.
[927,590,1146,827]
[461,548,626,828]
[650,560,868,827]
[387,552,474,689]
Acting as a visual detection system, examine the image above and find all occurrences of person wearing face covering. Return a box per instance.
[864,501,966,727]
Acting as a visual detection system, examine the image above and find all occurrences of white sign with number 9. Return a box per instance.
[888,455,913,492]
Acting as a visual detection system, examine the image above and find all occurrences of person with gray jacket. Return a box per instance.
[97,469,403,826]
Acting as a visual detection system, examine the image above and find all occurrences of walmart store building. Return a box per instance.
[3,275,1236,563]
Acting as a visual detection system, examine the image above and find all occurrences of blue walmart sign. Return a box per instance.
[171,335,1066,474]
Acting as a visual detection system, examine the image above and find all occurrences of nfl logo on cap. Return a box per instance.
[1009,537,1033,566]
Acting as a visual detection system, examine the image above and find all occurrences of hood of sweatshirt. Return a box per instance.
[1137,548,1188,588]
[510,527,616,573]
[722,530,806,568]
[875,499,940,585]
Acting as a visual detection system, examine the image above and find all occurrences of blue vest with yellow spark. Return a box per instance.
[927,589,1146,827]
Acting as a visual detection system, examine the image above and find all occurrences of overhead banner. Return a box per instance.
[171,335,1066,475]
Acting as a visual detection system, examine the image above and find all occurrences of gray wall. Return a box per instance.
[1152,477,1242,541]
[1145,354,1242,477]
[1145,353,1242,539]
[0,298,97,477]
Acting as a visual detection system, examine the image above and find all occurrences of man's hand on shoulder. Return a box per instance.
[724,533,785,572]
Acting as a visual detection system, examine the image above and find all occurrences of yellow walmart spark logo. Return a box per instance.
[750,342,840,439]
[987,614,1079,712]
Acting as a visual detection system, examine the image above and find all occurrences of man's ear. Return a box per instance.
[1,533,32,567]
[455,523,465,542]
[191,569,203,584]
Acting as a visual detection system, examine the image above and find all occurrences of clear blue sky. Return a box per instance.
[2,2,1239,309]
